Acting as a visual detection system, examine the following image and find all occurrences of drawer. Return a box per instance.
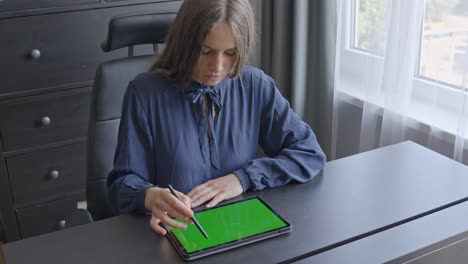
[0,1,181,96]
[0,87,91,151]
[0,0,98,13]
[16,195,84,239]
[7,143,86,207]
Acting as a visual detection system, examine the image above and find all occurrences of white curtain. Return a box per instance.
[332,0,468,164]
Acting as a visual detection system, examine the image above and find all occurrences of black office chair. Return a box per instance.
[85,11,176,222]
[0,211,5,242]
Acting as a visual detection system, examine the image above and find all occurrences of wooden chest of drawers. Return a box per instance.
[0,0,181,241]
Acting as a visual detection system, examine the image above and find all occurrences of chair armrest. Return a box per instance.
[64,209,94,229]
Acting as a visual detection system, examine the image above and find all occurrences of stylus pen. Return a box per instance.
[168,184,209,239]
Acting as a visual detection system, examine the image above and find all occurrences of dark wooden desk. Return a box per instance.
[4,141,468,263]
[296,199,468,264]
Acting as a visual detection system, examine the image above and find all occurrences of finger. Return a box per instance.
[166,197,194,220]
[160,214,187,230]
[187,182,215,200]
[191,188,220,208]
[158,191,194,220]
[187,183,206,197]
[206,193,226,208]
[149,216,166,235]
[152,202,191,224]
[163,207,192,223]
[189,184,215,206]
[177,191,192,208]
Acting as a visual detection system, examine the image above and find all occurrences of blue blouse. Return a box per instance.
[107,66,326,214]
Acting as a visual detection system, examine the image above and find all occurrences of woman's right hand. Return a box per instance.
[144,187,194,235]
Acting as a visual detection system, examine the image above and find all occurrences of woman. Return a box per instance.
[107,0,326,235]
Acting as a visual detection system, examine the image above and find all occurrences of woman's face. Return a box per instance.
[192,24,238,86]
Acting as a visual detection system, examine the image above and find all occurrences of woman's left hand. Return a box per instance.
[188,173,243,208]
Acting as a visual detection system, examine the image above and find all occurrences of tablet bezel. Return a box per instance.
[163,196,292,260]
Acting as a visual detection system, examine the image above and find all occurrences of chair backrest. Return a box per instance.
[87,11,176,221]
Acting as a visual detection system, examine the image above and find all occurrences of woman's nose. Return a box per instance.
[208,53,224,73]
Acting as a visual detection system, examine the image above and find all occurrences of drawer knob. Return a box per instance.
[41,116,51,126]
[50,170,60,180]
[58,220,66,230]
[30,49,41,59]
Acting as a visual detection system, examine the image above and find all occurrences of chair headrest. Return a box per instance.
[101,11,177,52]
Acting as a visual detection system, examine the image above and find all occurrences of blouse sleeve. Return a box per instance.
[107,82,155,215]
[233,73,326,191]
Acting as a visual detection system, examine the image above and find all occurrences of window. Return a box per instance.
[420,0,468,90]
[337,0,468,138]
[352,0,468,90]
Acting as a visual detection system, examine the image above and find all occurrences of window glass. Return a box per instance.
[420,0,468,89]
[354,0,387,56]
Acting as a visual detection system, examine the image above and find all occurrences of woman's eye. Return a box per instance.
[201,49,211,54]
[225,50,236,56]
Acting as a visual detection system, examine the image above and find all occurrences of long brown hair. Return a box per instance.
[150,0,255,88]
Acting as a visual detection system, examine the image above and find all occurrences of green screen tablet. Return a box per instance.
[163,196,292,260]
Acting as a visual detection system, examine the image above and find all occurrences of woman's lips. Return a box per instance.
[206,74,221,81]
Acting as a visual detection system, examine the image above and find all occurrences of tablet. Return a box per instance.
[163,196,292,260]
